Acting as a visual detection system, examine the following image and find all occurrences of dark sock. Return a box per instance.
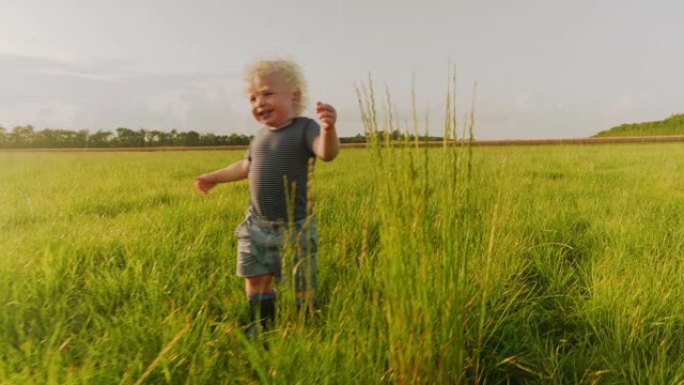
[248,292,276,331]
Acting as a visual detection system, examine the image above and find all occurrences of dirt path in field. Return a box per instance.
[2,135,684,152]
[422,135,684,147]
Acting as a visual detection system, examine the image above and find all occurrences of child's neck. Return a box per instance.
[268,117,296,130]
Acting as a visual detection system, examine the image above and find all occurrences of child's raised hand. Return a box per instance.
[316,101,337,132]
[194,176,216,195]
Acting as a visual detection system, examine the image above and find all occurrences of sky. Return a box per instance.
[1,0,682,139]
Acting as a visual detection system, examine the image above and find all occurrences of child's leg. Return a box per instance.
[296,290,315,313]
[293,221,318,313]
[294,256,317,313]
[246,274,276,331]
[236,216,282,334]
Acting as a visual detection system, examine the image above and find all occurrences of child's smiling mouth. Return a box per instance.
[257,110,273,119]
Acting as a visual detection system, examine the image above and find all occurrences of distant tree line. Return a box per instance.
[340,130,443,144]
[0,126,253,149]
[0,125,446,149]
[593,113,684,137]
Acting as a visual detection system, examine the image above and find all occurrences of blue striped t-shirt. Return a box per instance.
[246,117,320,221]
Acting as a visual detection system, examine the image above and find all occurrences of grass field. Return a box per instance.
[1,140,684,384]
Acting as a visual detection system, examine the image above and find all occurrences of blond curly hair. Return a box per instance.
[242,57,308,115]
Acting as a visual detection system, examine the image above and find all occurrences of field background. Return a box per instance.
[1,142,684,384]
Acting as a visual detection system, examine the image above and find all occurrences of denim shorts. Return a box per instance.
[235,215,318,292]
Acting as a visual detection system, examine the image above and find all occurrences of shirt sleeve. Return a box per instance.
[304,118,321,156]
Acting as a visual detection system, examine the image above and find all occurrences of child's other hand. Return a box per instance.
[316,101,337,132]
[194,177,215,195]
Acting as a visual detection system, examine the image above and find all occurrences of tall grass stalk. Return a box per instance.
[355,71,481,383]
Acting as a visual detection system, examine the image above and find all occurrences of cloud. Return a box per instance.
[513,93,533,112]
[604,94,635,119]
[0,101,82,129]
[37,68,126,82]
[602,92,664,128]
[0,53,240,132]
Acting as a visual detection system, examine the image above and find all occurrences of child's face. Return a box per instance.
[247,73,299,128]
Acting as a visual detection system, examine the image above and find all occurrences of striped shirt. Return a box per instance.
[247,117,320,221]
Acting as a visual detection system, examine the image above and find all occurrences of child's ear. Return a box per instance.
[292,89,301,104]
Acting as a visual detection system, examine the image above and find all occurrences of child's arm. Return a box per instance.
[194,158,250,194]
[313,101,340,162]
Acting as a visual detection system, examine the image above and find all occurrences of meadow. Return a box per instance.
[1,139,684,384]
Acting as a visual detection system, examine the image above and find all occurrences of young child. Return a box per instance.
[194,58,339,334]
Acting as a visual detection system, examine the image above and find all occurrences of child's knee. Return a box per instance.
[245,274,274,294]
